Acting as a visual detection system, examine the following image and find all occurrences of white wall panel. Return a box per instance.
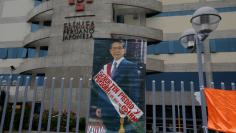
[0,23,30,41]
[160,0,198,5]
[1,0,33,17]
[146,12,236,33]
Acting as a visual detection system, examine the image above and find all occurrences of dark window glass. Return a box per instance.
[43,21,51,27]
[27,48,36,58]
[0,48,8,59]
[7,48,18,59]
[17,48,27,58]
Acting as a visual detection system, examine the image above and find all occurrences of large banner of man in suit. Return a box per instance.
[87,39,146,133]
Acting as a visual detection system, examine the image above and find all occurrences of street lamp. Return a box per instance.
[179,7,221,133]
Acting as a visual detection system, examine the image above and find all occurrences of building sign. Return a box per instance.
[68,0,93,12]
[63,21,95,41]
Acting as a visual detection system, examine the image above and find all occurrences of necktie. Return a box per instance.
[111,62,117,78]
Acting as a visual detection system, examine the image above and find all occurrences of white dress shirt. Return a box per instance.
[111,57,124,73]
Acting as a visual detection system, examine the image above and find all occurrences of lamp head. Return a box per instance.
[190,6,221,34]
[179,28,196,49]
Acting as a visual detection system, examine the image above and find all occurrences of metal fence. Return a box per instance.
[0,76,84,133]
[0,76,235,133]
[149,80,235,133]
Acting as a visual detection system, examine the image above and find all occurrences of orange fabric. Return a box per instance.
[204,88,236,133]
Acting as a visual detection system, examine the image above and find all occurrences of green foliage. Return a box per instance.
[1,103,86,132]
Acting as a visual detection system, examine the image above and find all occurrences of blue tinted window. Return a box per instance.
[147,45,156,54]
[146,72,199,91]
[39,50,48,57]
[28,48,36,58]
[0,48,7,59]
[17,48,27,58]
[148,38,236,55]
[173,40,188,53]
[210,38,236,52]
[153,41,169,54]
[34,0,42,7]
[213,72,236,90]
[7,48,18,58]
[31,23,40,32]
[168,41,174,54]
[36,73,45,86]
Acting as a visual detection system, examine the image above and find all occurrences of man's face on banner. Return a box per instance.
[110,42,125,61]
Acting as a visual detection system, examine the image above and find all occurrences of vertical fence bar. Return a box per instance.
[18,76,30,133]
[0,76,11,133]
[28,77,39,133]
[210,82,214,88]
[161,81,166,133]
[190,82,197,133]
[57,77,65,132]
[231,83,235,90]
[47,77,56,132]
[66,78,74,133]
[177,91,181,132]
[152,80,156,133]
[181,81,187,133]
[221,82,225,90]
[86,78,92,126]
[9,76,21,133]
[37,77,47,132]
[171,81,176,133]
[76,78,82,133]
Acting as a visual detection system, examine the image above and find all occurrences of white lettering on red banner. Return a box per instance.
[93,70,143,122]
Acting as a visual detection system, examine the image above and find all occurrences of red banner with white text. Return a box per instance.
[93,70,143,122]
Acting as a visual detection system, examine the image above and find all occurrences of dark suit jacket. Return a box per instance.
[110,59,140,103]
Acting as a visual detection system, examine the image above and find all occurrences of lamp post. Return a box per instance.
[179,7,221,133]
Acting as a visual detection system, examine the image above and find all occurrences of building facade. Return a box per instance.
[0,0,236,132]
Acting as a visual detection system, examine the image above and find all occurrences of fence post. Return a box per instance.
[210,82,214,88]
[152,80,156,133]
[9,76,21,133]
[76,78,83,133]
[190,81,197,133]
[161,81,166,133]
[47,77,56,132]
[221,82,225,90]
[171,81,176,133]
[231,83,235,90]
[181,81,187,133]
[0,76,12,132]
[37,77,47,132]
[28,77,39,133]
[19,76,30,133]
[66,78,74,133]
[57,77,65,132]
